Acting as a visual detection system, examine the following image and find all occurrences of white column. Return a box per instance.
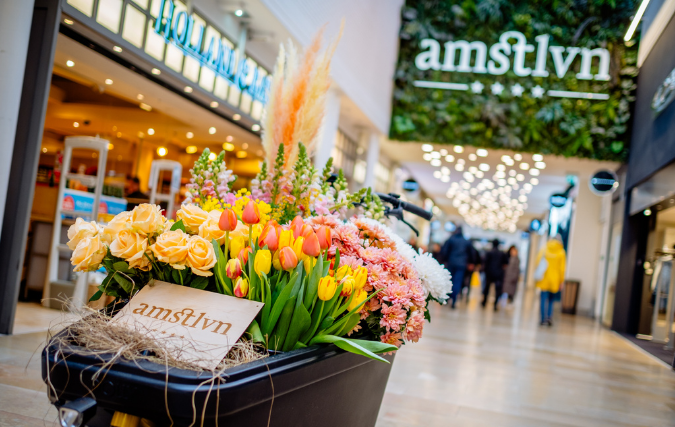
[363,131,380,189]
[314,87,341,170]
[0,0,34,240]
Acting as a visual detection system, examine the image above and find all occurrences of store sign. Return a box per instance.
[529,219,541,232]
[549,194,567,208]
[154,0,271,104]
[652,67,675,113]
[402,178,419,192]
[589,170,619,195]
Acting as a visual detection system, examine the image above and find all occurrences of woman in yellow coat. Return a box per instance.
[535,237,566,326]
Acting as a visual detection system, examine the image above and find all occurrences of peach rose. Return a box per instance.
[71,235,106,272]
[150,229,189,269]
[186,235,216,277]
[129,204,165,236]
[67,218,100,250]
[110,229,150,271]
[176,204,208,234]
[198,210,227,245]
[101,211,131,244]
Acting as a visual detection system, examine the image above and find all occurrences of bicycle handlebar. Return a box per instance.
[376,193,433,221]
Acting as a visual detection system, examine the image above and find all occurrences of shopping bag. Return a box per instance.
[470,271,481,288]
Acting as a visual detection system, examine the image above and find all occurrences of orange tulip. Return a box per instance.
[279,246,298,270]
[259,224,279,251]
[218,209,238,231]
[317,226,331,250]
[241,200,260,225]
[234,277,249,298]
[302,229,321,258]
[290,216,304,239]
[225,258,242,279]
[238,247,253,265]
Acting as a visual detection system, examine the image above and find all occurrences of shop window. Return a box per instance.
[96,0,123,33]
[353,160,367,184]
[214,77,230,100]
[144,20,165,61]
[183,56,201,82]
[67,0,94,17]
[149,0,161,17]
[374,163,391,193]
[122,4,146,48]
[131,0,149,9]
[199,67,216,92]
[331,130,357,179]
[165,44,184,72]
[251,101,263,121]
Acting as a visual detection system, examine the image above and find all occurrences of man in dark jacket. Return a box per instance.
[482,239,508,311]
[441,226,472,308]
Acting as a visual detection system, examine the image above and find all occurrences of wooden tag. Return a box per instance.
[112,281,264,370]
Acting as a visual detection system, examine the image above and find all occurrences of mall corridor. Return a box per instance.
[376,291,675,427]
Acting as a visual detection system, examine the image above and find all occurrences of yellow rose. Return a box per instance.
[229,235,247,259]
[71,235,106,272]
[130,204,165,236]
[176,204,208,234]
[67,218,100,250]
[110,229,150,271]
[198,210,227,245]
[101,211,130,244]
[254,249,272,276]
[150,229,189,269]
[186,235,216,277]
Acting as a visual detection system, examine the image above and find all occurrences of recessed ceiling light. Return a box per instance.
[42,147,48,153]
[64,18,74,25]
[147,128,155,135]
[445,155,454,162]
[421,144,433,152]
[453,145,464,153]
[242,143,249,150]
[210,101,219,108]
[226,135,233,142]
[105,79,113,85]
[137,94,144,100]
[252,124,260,131]
[529,168,540,176]
[468,153,477,161]
[479,163,490,171]
[530,178,539,185]
[208,152,217,161]
[186,145,198,154]
[151,68,161,75]
[108,143,114,150]
[139,103,152,111]
[476,148,488,157]
[236,150,247,158]
[117,155,123,160]
[532,154,543,162]
[431,159,441,167]
[535,161,546,169]
[519,162,530,170]
[73,122,79,128]
[157,147,167,156]
[514,153,522,160]
[66,60,74,67]
[209,127,216,134]
[113,46,123,53]
[138,131,145,138]
[184,86,193,93]
[116,132,122,138]
[186,132,194,139]
[232,114,241,121]
[223,142,235,151]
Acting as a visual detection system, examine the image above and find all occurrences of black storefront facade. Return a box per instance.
[612,7,675,362]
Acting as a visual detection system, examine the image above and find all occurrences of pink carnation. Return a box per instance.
[380,331,403,348]
[382,281,413,308]
[380,303,407,331]
[404,310,425,343]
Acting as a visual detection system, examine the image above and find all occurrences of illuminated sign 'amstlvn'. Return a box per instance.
[154,0,271,104]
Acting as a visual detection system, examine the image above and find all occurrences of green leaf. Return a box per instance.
[292,341,307,350]
[303,255,323,308]
[113,273,133,294]
[282,284,312,352]
[246,320,265,343]
[190,275,209,290]
[309,335,392,363]
[319,315,335,331]
[270,296,296,351]
[263,278,294,336]
[89,290,103,302]
[211,239,232,295]
[261,276,272,331]
[112,261,132,273]
[344,338,398,354]
[337,313,360,336]
[170,219,186,232]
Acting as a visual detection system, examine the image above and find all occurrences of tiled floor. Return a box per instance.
[1,290,674,426]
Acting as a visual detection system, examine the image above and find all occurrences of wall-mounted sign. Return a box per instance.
[154,0,270,104]
[652,67,675,114]
[402,178,419,192]
[589,170,619,195]
[390,0,638,162]
[529,219,542,232]
[549,194,568,208]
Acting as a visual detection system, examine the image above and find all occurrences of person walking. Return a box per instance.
[441,226,472,309]
[461,242,480,301]
[482,239,508,311]
[535,236,567,326]
[503,245,520,303]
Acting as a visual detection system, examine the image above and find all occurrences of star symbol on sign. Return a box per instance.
[511,83,524,97]
[470,81,484,93]
[531,85,545,98]
[491,82,504,95]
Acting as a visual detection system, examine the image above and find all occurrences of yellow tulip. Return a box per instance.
[348,289,367,312]
[336,265,352,282]
[278,229,294,249]
[317,276,337,301]
[229,235,246,259]
[234,277,249,297]
[353,266,368,290]
[292,236,304,259]
[272,250,282,271]
[254,249,272,276]
[340,276,355,297]
[304,256,317,274]
[250,224,263,246]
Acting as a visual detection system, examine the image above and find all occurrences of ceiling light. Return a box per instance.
[496,164,505,171]
[252,124,261,131]
[147,128,155,135]
[644,208,652,216]
[234,9,244,17]
[509,170,516,176]
[508,177,517,185]
[516,174,524,181]
[433,171,442,179]
[423,153,432,161]
[139,103,152,111]
[514,153,522,160]
[469,166,478,174]
[186,145,198,154]
[113,46,123,53]
[226,135,234,142]
[42,147,48,153]
[64,18,74,25]
[445,155,455,162]
[440,149,448,156]
[479,163,490,171]
[530,178,539,185]
[66,60,74,67]
[501,155,511,162]
[116,132,122,138]
[457,158,465,165]
[421,144,433,152]
[138,131,145,138]
[529,168,540,176]
[453,145,464,153]
[157,147,167,157]
[430,159,441,167]
[208,152,217,161]
[532,154,543,162]
[73,122,79,128]
[151,68,161,75]
[476,148,488,157]
[519,195,528,202]
[535,161,546,169]
[431,151,441,159]
[469,153,477,161]
[519,162,530,170]
[209,127,216,134]
[137,94,144,100]
[210,101,219,108]
[105,79,113,85]
[107,143,114,150]
[242,143,249,149]
[232,114,241,121]
[441,166,450,175]
[186,132,194,139]
[455,164,464,171]
[441,175,450,183]
[236,150,247,158]
[223,142,235,151]
[625,0,651,41]
[184,86,193,93]
[475,171,484,178]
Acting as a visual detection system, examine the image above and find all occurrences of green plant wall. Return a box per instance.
[390,0,639,161]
